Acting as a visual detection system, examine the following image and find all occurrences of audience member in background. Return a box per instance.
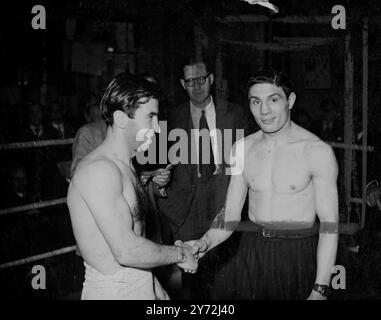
[1,164,30,208]
[47,100,76,181]
[157,56,251,299]
[83,94,103,124]
[17,102,67,201]
[48,100,76,139]
[17,102,59,142]
[71,95,108,176]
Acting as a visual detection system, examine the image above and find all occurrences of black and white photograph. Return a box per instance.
[0,0,380,303]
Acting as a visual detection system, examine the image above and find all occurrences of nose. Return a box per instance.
[153,117,161,134]
[194,80,202,90]
[260,101,271,115]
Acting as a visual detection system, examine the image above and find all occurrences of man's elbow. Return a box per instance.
[112,243,150,267]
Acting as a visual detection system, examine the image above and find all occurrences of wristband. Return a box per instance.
[313,283,331,297]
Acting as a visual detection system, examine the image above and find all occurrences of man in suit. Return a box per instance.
[157,56,251,299]
[48,100,76,139]
[17,102,67,201]
[1,164,30,208]
[17,102,59,142]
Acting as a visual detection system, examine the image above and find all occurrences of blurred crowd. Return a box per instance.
[0,95,102,209]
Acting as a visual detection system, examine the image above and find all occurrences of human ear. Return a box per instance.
[113,110,128,128]
[209,73,214,85]
[180,79,186,90]
[288,92,296,110]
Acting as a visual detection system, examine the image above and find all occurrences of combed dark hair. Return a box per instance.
[247,70,294,98]
[179,55,214,78]
[100,73,162,126]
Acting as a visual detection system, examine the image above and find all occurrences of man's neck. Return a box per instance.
[103,127,135,166]
[262,121,293,146]
[190,95,212,110]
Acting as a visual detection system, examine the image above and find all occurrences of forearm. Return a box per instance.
[202,206,240,253]
[118,236,183,268]
[314,233,338,285]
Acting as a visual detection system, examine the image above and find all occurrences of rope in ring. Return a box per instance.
[0,138,74,150]
[0,198,67,216]
[0,246,77,270]
[327,141,374,152]
[0,137,373,271]
[0,138,374,152]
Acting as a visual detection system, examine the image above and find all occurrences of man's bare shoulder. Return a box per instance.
[72,156,123,190]
[236,131,262,151]
[301,132,334,158]
[299,128,338,175]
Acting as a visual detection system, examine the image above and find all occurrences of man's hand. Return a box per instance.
[366,183,381,210]
[175,240,198,273]
[140,171,153,185]
[306,290,327,300]
[183,238,208,260]
[152,168,171,187]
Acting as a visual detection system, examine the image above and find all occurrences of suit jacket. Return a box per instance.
[71,120,108,176]
[157,101,251,240]
[17,124,60,142]
[15,125,67,200]
[48,122,77,139]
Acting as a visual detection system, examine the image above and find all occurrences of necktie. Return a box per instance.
[32,126,41,139]
[199,110,215,182]
[58,124,64,138]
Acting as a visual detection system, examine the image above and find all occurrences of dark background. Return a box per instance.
[0,0,381,299]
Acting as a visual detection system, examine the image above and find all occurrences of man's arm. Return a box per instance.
[186,140,248,256]
[366,180,381,209]
[72,159,194,269]
[307,141,339,299]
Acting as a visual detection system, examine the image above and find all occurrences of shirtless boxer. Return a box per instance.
[67,74,197,300]
[185,70,339,300]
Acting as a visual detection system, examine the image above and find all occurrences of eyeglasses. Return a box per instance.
[183,74,210,87]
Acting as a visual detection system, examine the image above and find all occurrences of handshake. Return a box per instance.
[174,238,209,274]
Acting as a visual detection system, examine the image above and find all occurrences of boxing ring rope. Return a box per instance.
[0,138,76,271]
[0,136,375,271]
[0,246,77,271]
[0,198,67,216]
[0,138,73,150]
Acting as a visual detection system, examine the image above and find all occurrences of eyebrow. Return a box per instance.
[184,74,208,80]
[147,112,159,116]
[248,93,282,99]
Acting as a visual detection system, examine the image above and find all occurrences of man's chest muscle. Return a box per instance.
[245,145,311,193]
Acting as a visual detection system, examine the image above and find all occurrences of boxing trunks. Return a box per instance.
[81,262,156,300]
[234,221,318,300]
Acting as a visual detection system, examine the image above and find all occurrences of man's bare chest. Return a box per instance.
[121,171,149,224]
[244,144,311,193]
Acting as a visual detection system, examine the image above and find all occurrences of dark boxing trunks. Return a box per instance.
[234,221,318,300]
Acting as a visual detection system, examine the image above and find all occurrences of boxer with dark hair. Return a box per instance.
[187,70,339,300]
[67,73,197,300]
